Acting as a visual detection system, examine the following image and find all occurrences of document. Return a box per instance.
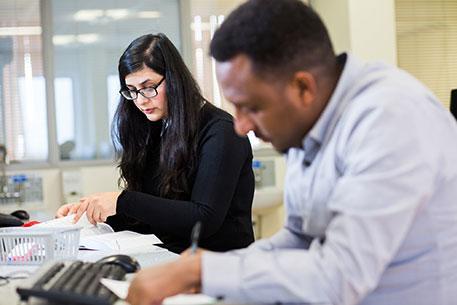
[36,212,113,237]
[80,230,162,252]
[36,212,162,252]
[100,278,217,305]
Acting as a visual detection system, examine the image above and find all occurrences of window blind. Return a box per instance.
[0,0,48,161]
[396,0,457,109]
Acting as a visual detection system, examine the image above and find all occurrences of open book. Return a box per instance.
[37,212,162,252]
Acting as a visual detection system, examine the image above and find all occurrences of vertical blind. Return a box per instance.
[395,0,457,109]
[0,0,48,161]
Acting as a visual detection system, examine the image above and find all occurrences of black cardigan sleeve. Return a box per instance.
[115,119,251,239]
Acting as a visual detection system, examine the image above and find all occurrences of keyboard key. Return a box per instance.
[17,260,127,305]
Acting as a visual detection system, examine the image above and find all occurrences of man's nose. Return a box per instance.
[234,113,255,136]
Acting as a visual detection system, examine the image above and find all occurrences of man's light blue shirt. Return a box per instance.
[202,54,457,305]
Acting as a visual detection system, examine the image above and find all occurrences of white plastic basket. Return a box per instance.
[0,226,81,265]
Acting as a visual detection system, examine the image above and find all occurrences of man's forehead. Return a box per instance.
[215,55,256,100]
[217,55,254,81]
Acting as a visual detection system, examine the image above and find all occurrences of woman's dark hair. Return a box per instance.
[113,33,204,199]
[210,0,335,78]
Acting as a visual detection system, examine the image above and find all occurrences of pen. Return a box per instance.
[190,221,202,254]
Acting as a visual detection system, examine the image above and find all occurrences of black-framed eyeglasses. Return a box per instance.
[119,77,165,101]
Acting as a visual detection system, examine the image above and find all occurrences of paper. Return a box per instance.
[101,278,129,299]
[80,231,162,252]
[37,213,162,252]
[36,212,89,228]
[36,212,114,237]
[101,279,216,305]
[163,294,217,305]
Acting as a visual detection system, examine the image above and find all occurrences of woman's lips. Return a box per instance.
[143,108,155,114]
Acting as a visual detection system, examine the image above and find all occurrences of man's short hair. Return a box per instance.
[210,0,335,78]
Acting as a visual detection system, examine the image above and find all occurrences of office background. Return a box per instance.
[0,0,456,238]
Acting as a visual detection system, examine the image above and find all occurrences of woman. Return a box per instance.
[56,33,255,253]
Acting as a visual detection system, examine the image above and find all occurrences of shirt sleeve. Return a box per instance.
[229,226,314,257]
[116,120,252,239]
[202,98,437,304]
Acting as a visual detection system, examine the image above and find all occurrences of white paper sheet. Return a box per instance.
[36,212,114,237]
[101,278,129,299]
[36,212,162,252]
[80,231,162,252]
[163,294,217,305]
[100,279,217,305]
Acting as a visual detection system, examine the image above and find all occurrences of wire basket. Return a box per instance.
[0,226,81,265]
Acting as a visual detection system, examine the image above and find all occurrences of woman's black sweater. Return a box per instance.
[106,104,255,253]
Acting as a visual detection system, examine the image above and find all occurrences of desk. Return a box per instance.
[0,248,178,305]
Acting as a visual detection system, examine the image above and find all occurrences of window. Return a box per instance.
[1,0,261,164]
[188,1,244,114]
[0,0,48,162]
[54,77,75,159]
[188,0,270,149]
[52,0,181,160]
[396,0,457,108]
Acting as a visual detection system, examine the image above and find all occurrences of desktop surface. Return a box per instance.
[0,249,178,305]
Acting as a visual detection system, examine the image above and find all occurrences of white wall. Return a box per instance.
[310,0,351,55]
[2,165,119,220]
[1,168,62,218]
[311,0,397,65]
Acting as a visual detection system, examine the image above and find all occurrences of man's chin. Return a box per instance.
[257,135,290,153]
[275,146,290,154]
[270,141,289,154]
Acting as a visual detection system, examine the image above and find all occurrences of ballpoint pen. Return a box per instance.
[190,221,202,254]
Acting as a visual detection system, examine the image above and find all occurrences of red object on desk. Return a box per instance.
[22,221,41,227]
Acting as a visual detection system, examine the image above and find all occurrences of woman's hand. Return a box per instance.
[71,191,121,225]
[55,203,75,218]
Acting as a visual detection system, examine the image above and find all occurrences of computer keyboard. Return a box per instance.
[17,260,126,305]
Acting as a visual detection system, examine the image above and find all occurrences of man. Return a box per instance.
[127,0,457,304]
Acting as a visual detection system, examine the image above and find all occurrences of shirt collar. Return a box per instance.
[302,53,363,150]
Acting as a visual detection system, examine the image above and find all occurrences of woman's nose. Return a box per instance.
[135,94,150,105]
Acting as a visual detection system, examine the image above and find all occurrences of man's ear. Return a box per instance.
[291,71,317,108]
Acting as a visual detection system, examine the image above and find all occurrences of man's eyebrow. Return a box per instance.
[229,94,249,105]
[234,99,256,108]
[230,99,247,107]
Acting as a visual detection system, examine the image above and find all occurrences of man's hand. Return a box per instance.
[72,191,121,225]
[127,252,203,305]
